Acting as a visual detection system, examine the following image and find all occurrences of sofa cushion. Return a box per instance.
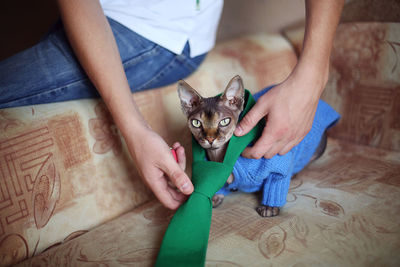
[18,138,400,267]
[0,33,297,266]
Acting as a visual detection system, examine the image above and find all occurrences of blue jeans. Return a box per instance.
[0,18,206,109]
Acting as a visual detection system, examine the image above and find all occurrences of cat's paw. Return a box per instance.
[256,205,280,217]
[212,194,224,208]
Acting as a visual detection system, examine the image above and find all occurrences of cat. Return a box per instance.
[178,75,327,217]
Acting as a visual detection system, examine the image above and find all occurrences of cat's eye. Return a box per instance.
[191,119,202,128]
[219,118,231,127]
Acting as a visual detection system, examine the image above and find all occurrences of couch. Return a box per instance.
[0,22,399,267]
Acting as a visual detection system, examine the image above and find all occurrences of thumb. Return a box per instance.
[163,157,193,195]
[234,100,267,136]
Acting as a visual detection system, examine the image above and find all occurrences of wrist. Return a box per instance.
[292,58,329,94]
[119,114,151,145]
[105,98,152,150]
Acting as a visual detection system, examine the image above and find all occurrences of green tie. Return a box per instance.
[155,90,262,267]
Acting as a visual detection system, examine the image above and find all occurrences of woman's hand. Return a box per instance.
[234,67,327,159]
[126,127,193,210]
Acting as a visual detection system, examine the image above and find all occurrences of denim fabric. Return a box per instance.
[0,18,207,109]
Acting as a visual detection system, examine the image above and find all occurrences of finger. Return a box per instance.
[278,139,299,156]
[242,146,264,159]
[172,142,181,150]
[241,125,277,159]
[166,183,188,203]
[171,142,186,170]
[234,101,268,136]
[242,138,274,159]
[162,157,193,195]
[263,142,284,159]
[150,178,184,210]
[175,145,186,171]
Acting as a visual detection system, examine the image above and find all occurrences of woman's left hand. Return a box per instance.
[234,67,328,159]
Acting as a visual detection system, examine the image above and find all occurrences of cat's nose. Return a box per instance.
[206,137,215,144]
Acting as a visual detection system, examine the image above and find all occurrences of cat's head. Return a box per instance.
[178,75,245,150]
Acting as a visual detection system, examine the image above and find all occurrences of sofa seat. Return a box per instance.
[18,138,400,267]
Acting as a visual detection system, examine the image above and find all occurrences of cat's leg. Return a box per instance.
[256,177,281,217]
[309,130,328,163]
[254,133,327,217]
[212,175,232,207]
[256,205,280,217]
[212,194,224,208]
[212,175,234,208]
[257,173,291,217]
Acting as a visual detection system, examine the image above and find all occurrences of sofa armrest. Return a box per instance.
[284,22,400,151]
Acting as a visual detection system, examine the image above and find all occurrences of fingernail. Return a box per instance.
[180,182,190,193]
[235,126,243,136]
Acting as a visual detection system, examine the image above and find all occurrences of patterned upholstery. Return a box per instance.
[16,139,400,266]
[1,23,400,266]
[284,23,400,151]
[325,23,400,151]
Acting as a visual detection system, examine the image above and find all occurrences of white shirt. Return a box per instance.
[100,0,224,57]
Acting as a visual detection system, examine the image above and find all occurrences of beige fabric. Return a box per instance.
[326,23,400,151]
[0,100,154,266]
[18,138,400,266]
[0,33,296,266]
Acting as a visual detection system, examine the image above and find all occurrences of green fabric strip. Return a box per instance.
[155,90,262,267]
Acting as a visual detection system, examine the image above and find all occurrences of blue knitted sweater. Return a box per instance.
[215,86,340,207]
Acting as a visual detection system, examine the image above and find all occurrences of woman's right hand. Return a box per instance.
[126,127,193,210]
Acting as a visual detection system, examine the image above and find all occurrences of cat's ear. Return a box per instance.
[178,80,203,116]
[221,75,245,111]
